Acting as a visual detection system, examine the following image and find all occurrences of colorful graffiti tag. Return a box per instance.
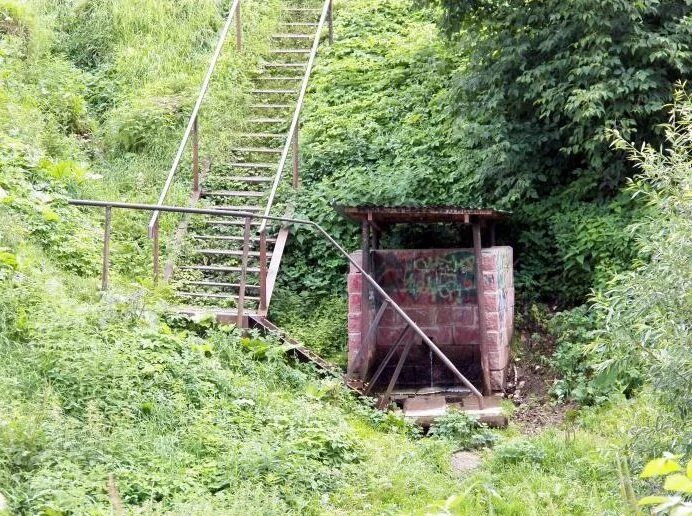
[373,250,477,305]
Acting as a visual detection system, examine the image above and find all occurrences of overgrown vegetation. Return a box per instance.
[1,0,690,513]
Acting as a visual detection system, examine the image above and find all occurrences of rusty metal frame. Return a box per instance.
[70,198,485,407]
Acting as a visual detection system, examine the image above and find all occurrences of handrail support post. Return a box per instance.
[237,215,252,328]
[152,220,160,284]
[101,206,112,291]
[292,127,299,188]
[328,0,333,44]
[259,229,268,312]
[192,115,200,193]
[235,0,242,51]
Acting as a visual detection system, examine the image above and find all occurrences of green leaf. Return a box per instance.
[664,474,692,494]
[641,458,682,478]
[638,495,670,506]
[687,460,692,479]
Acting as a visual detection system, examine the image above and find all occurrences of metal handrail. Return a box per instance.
[258,0,332,235]
[69,198,485,407]
[148,0,241,239]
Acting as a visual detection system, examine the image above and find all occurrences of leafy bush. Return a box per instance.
[270,291,348,365]
[549,306,644,404]
[592,90,692,423]
[429,410,497,450]
[494,440,546,466]
[638,454,692,514]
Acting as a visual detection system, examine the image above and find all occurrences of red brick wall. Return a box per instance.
[347,247,513,392]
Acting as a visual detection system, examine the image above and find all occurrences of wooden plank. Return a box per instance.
[262,206,294,312]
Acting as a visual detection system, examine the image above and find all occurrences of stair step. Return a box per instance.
[203,190,264,198]
[197,249,273,258]
[204,219,264,226]
[211,205,263,211]
[233,132,286,139]
[263,62,306,68]
[271,49,311,54]
[180,265,261,273]
[191,235,277,243]
[229,162,276,169]
[176,291,259,302]
[272,33,312,39]
[249,104,292,109]
[218,176,274,183]
[256,76,302,81]
[285,8,321,12]
[248,118,286,124]
[231,147,283,154]
[280,22,319,27]
[251,89,298,94]
[186,280,261,290]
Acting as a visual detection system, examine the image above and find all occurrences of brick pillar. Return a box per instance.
[481,247,513,390]
[347,251,364,378]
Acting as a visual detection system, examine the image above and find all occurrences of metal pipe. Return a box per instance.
[72,199,485,404]
[148,0,241,237]
[328,0,333,44]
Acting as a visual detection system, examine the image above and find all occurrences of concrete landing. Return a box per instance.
[398,390,507,427]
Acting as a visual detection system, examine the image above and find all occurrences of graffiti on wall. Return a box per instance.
[374,250,477,305]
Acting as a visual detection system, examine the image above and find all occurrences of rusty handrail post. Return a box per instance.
[101,205,112,291]
[237,215,252,328]
[192,115,200,193]
[328,0,333,44]
[259,229,268,312]
[235,0,242,51]
[292,127,299,188]
[152,219,160,284]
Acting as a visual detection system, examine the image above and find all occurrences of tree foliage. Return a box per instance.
[430,0,691,203]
